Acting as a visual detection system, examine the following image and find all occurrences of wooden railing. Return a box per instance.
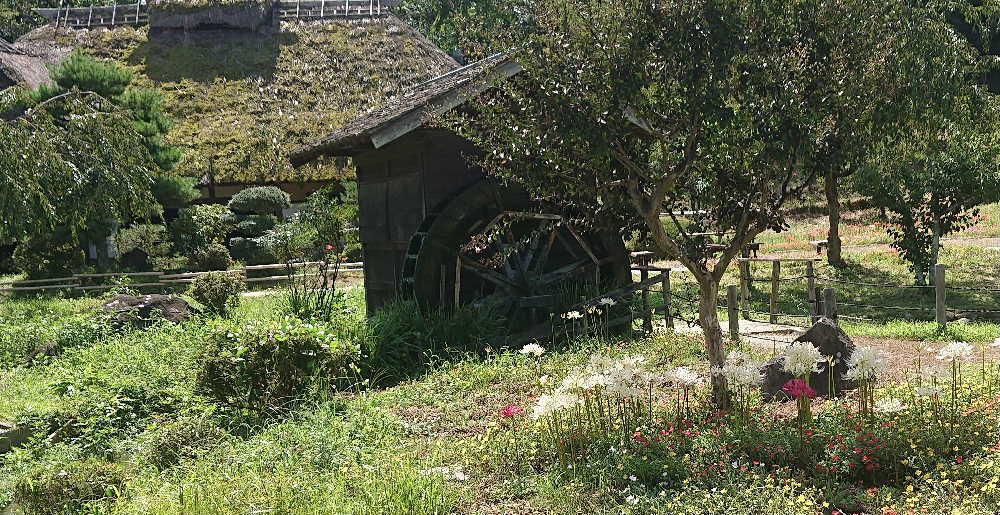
[0,261,363,295]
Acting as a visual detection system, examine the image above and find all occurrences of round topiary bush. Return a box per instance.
[197,318,360,416]
[228,236,276,265]
[191,242,233,272]
[227,186,291,216]
[233,214,278,237]
[188,270,245,316]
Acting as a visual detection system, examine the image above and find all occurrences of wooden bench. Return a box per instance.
[810,240,829,255]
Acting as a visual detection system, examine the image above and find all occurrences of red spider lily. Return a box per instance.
[782,379,817,399]
[632,431,650,446]
[500,404,524,418]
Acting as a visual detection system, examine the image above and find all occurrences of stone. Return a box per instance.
[102,294,192,327]
[760,317,857,400]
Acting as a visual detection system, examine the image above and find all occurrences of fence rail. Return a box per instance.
[0,261,363,295]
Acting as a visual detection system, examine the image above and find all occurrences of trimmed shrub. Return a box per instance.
[227,186,291,216]
[12,233,86,279]
[233,214,278,237]
[197,318,360,416]
[170,204,233,254]
[14,458,126,514]
[228,237,275,265]
[189,271,245,316]
[115,223,171,271]
[191,242,233,272]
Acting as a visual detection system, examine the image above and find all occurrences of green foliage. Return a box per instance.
[0,310,112,369]
[361,300,506,383]
[233,214,277,237]
[11,230,86,279]
[190,242,233,272]
[134,411,226,470]
[227,186,291,216]
[115,223,172,270]
[151,174,200,209]
[170,204,233,254]
[188,270,244,315]
[119,87,183,171]
[13,458,126,514]
[196,318,361,416]
[42,50,134,100]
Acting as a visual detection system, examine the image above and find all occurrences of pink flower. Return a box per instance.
[782,379,817,399]
[500,404,524,418]
[325,244,336,252]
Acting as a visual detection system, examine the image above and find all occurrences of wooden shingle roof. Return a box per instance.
[289,52,521,166]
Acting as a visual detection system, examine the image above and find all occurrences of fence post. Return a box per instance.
[727,285,739,340]
[769,260,781,324]
[640,265,652,332]
[935,263,947,330]
[739,258,750,319]
[806,260,817,323]
[823,288,837,321]
[661,268,673,330]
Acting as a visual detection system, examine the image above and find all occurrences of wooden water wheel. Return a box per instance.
[401,181,630,331]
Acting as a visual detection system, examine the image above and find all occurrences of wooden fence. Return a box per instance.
[33,0,399,30]
[0,261,363,295]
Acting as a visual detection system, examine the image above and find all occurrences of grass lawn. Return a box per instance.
[3,288,1000,514]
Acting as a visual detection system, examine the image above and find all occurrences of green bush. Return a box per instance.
[151,174,200,209]
[191,242,233,272]
[136,412,227,470]
[227,186,291,216]
[188,271,245,315]
[228,236,276,265]
[12,233,86,279]
[170,204,233,254]
[233,214,278,237]
[14,458,126,514]
[197,318,360,416]
[115,223,171,271]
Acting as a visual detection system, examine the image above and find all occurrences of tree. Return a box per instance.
[462,0,984,406]
[0,91,158,275]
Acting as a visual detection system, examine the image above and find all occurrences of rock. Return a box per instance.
[761,317,857,400]
[102,294,192,327]
[24,340,60,363]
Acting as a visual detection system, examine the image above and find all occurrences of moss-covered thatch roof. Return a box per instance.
[18,15,457,183]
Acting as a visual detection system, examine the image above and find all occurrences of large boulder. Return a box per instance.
[102,294,192,327]
[761,317,857,400]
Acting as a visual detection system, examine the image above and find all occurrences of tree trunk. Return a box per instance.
[697,277,731,410]
[825,171,844,266]
[929,216,941,282]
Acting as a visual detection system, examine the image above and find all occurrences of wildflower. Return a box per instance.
[668,367,702,387]
[874,398,907,413]
[844,346,886,381]
[915,385,944,398]
[714,351,763,388]
[325,244,335,252]
[561,311,583,320]
[936,341,974,361]
[519,343,545,357]
[598,297,617,306]
[500,404,524,418]
[782,379,817,399]
[991,337,1000,348]
[781,342,824,377]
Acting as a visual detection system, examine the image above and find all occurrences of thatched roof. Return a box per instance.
[17,13,457,183]
[0,39,59,90]
[290,53,521,166]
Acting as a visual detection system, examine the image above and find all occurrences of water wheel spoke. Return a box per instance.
[532,227,559,274]
[536,259,594,286]
[460,256,519,292]
[564,223,601,264]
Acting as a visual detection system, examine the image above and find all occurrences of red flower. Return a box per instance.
[500,404,524,418]
[956,456,964,464]
[782,379,817,399]
[633,431,650,446]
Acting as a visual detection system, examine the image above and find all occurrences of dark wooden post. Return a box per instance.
[661,268,673,330]
[640,267,652,333]
[727,285,739,340]
[806,260,818,323]
[935,263,947,330]
[823,288,837,321]
[769,260,781,324]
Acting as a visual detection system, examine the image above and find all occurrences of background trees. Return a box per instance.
[462,0,990,405]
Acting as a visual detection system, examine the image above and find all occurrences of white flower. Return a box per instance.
[668,366,702,387]
[714,351,762,389]
[781,342,824,377]
[539,375,550,385]
[915,385,944,398]
[844,346,886,382]
[874,398,907,413]
[936,341,974,361]
[991,337,1000,348]
[562,311,584,320]
[421,465,468,481]
[519,343,546,357]
[599,297,617,306]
